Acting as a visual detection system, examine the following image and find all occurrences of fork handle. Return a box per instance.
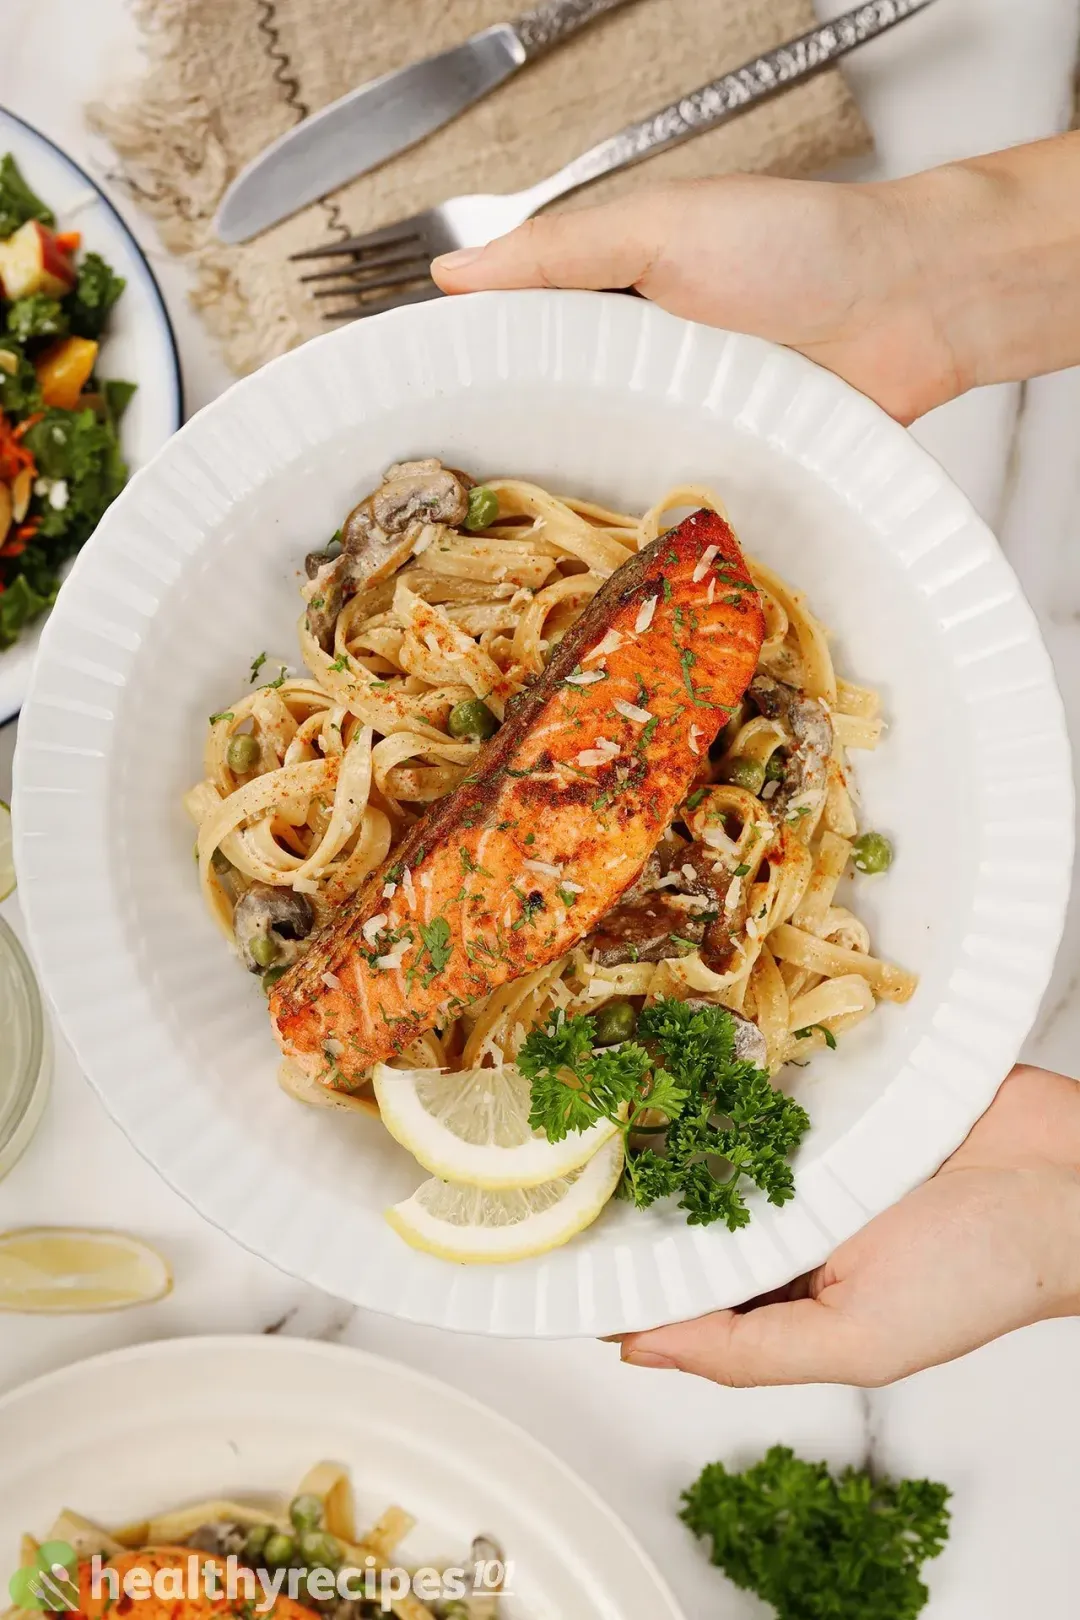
[511,0,634,60]
[524,0,936,208]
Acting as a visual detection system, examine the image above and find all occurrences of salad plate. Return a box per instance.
[12,290,1073,1336]
[0,106,182,722]
[0,1334,685,1619]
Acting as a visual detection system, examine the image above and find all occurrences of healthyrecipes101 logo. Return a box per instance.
[8,1542,79,1611]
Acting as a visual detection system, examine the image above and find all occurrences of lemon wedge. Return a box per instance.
[372,1061,620,1190]
[0,801,13,902]
[0,1228,173,1313]
[385,1135,624,1264]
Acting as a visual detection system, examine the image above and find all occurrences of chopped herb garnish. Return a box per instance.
[209,710,234,725]
[328,653,350,673]
[794,1023,838,1050]
[685,787,707,810]
[417,916,453,983]
[460,847,492,877]
[733,862,750,877]
[249,651,267,682]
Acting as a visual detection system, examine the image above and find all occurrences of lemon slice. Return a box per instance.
[0,801,13,902]
[0,1228,173,1313]
[386,1135,624,1264]
[372,1061,620,1190]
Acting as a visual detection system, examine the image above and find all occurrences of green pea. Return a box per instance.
[227,732,260,773]
[298,1531,341,1568]
[243,1525,271,1563]
[764,751,786,783]
[263,1532,296,1568]
[852,830,893,875]
[464,484,499,531]
[289,1494,324,1534]
[447,698,499,741]
[725,756,766,794]
[262,964,288,993]
[593,1000,637,1047]
[250,933,280,968]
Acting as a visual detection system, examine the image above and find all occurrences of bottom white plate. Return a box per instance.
[0,1334,684,1620]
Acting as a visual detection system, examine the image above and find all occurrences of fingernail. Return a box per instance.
[433,246,484,272]
[622,1349,678,1370]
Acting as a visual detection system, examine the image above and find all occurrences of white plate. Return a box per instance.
[0,1334,684,1620]
[0,108,183,722]
[12,291,1074,1336]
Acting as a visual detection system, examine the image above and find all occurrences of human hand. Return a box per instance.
[614,1065,1080,1387]
[432,135,1080,424]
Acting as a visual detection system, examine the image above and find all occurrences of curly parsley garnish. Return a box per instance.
[680,1445,950,1620]
[520,998,811,1231]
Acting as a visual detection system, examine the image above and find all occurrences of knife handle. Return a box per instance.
[525,0,935,206]
[512,0,634,60]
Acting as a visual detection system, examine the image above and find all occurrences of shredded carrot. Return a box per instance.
[0,411,38,485]
[54,230,82,255]
[12,412,43,440]
[14,518,40,543]
[0,536,26,558]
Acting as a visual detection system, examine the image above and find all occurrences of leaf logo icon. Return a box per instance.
[8,1542,79,1612]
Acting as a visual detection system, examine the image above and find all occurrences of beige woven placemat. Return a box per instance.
[92,0,871,375]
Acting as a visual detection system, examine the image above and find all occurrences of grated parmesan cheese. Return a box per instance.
[292,876,319,894]
[702,824,739,856]
[362,913,388,944]
[560,878,585,894]
[761,779,780,800]
[323,1038,344,1058]
[613,697,652,725]
[565,670,606,686]
[402,866,417,908]
[584,630,624,663]
[707,578,716,604]
[692,544,719,583]
[376,939,410,971]
[634,595,658,633]
[574,748,614,768]
[681,864,698,883]
[321,971,341,990]
[523,858,562,878]
[725,877,742,914]
[382,881,397,900]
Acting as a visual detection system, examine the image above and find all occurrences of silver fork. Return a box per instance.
[293,0,937,321]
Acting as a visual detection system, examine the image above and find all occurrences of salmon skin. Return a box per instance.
[270,508,765,1085]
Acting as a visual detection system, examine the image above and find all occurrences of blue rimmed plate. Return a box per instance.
[0,107,183,722]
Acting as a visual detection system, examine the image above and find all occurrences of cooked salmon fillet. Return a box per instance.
[270,508,765,1085]
[74,1549,319,1620]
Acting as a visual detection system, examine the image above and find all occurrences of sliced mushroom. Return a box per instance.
[232,882,315,973]
[749,673,832,823]
[304,459,469,650]
[370,458,469,532]
[585,842,740,971]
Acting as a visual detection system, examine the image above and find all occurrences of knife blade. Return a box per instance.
[216,1,634,244]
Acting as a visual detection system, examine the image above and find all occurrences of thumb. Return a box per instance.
[618,1289,879,1388]
[431,192,674,294]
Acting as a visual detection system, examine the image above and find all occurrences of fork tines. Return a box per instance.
[290,227,439,322]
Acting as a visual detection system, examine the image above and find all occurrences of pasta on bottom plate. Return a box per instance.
[5,1461,504,1620]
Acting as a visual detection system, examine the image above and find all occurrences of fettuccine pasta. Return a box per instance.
[186,468,915,1105]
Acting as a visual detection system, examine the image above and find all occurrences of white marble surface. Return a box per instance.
[2,1,1080,1615]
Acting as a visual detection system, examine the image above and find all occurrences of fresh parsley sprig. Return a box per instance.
[680,1445,951,1620]
[519,998,811,1231]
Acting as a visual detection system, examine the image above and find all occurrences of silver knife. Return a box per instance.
[216,0,636,244]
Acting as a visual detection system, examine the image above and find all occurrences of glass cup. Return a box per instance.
[0,916,51,1179]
